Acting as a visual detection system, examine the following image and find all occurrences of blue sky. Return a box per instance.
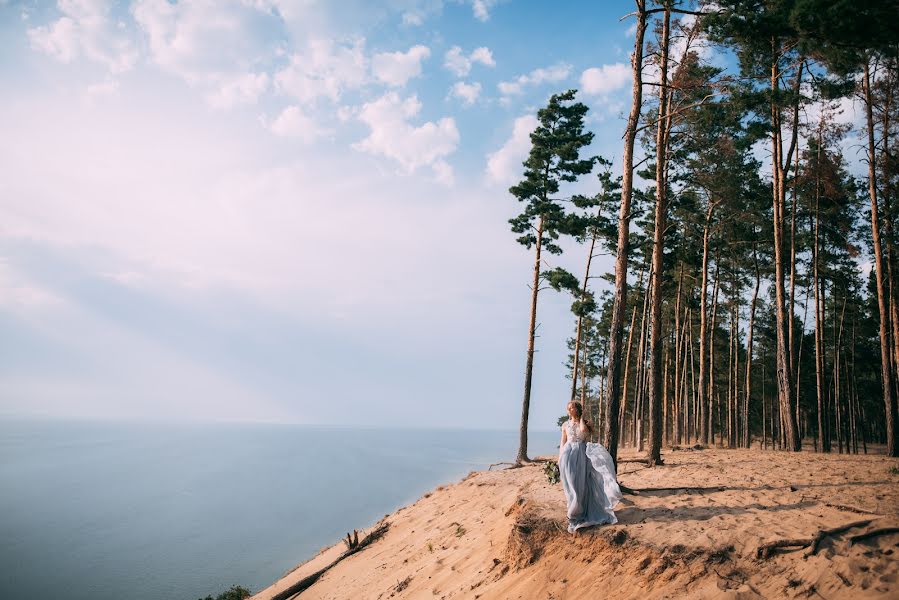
[0,0,868,430]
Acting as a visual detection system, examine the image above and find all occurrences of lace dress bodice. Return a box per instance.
[564,419,588,444]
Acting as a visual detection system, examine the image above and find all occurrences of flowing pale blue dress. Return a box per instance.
[559,419,622,533]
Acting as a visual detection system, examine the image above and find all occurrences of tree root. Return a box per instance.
[849,527,899,545]
[805,519,873,556]
[271,521,390,600]
[756,538,814,559]
[627,485,725,494]
[755,519,874,559]
[824,503,880,515]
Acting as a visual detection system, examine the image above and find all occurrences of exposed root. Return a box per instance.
[756,538,814,560]
[849,527,899,545]
[824,503,881,515]
[805,519,874,556]
[755,519,874,559]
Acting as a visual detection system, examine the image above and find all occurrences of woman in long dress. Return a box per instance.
[559,401,622,533]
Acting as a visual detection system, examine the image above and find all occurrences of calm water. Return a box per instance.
[0,419,558,600]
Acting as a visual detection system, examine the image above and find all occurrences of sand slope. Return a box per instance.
[252,448,899,600]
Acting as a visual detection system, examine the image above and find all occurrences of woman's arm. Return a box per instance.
[559,426,567,456]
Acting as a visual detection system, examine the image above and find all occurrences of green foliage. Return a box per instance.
[508,89,597,255]
[197,585,251,600]
[543,267,580,294]
[557,414,570,427]
[543,460,561,485]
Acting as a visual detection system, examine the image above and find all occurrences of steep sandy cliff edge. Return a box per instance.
[253,448,899,600]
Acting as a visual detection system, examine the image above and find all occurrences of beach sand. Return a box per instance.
[252,447,899,599]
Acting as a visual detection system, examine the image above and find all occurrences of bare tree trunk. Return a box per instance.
[621,266,646,447]
[864,57,899,457]
[744,242,761,448]
[709,259,721,445]
[570,229,599,400]
[604,0,648,470]
[517,214,544,463]
[635,270,652,451]
[647,4,671,466]
[698,204,715,444]
[770,46,801,451]
[813,130,829,453]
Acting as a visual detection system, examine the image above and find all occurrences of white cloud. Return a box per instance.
[450,81,481,105]
[498,63,571,96]
[580,63,630,96]
[372,45,430,87]
[206,72,269,109]
[443,45,495,77]
[353,92,459,181]
[132,0,281,107]
[265,105,330,143]
[401,11,424,26]
[470,47,495,67]
[28,0,138,73]
[625,22,637,37]
[485,114,538,185]
[472,0,497,21]
[275,38,368,104]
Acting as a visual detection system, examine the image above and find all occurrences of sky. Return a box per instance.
[0,0,870,430]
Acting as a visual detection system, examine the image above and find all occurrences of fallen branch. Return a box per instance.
[270,521,390,600]
[849,527,899,545]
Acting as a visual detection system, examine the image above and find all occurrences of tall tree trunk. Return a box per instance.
[770,44,801,451]
[635,270,652,451]
[517,214,544,463]
[604,0,648,469]
[570,229,599,400]
[698,204,715,444]
[709,259,721,445]
[620,266,646,446]
[864,57,899,457]
[647,4,671,466]
[788,61,805,390]
[744,242,761,448]
[813,131,829,453]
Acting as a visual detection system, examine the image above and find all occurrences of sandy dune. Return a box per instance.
[252,448,899,599]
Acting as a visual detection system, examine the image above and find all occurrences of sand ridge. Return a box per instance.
[252,448,899,599]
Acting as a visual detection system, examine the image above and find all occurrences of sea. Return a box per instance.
[0,418,559,600]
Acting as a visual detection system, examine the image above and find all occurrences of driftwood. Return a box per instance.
[270,521,390,600]
[849,527,899,545]
[755,519,874,559]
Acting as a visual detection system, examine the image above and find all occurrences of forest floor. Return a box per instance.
[251,447,899,600]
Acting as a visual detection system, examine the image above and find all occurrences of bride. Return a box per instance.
[559,401,622,533]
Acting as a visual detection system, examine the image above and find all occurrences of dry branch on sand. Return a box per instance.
[269,522,390,600]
